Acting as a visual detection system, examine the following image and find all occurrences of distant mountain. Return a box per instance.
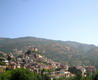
[0,37,98,68]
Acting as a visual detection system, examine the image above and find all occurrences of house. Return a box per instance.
[85,66,96,76]
[0,66,5,73]
[8,62,17,69]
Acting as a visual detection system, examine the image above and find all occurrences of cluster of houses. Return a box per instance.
[0,48,97,79]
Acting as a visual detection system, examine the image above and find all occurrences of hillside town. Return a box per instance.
[0,47,96,79]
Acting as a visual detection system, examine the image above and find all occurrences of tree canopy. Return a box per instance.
[0,68,51,80]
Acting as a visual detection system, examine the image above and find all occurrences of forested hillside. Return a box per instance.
[0,37,98,67]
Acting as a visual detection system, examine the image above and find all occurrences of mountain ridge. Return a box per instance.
[0,36,97,46]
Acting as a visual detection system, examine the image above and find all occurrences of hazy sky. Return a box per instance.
[0,0,98,45]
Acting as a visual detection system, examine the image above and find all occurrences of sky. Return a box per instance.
[0,0,98,45]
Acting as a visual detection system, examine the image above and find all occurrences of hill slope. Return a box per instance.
[0,37,98,67]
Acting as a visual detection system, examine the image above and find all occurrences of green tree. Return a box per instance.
[68,67,82,80]
[0,70,12,80]
[7,55,12,64]
[25,49,32,55]
[10,68,34,80]
[68,67,82,75]
[92,71,98,80]
[0,68,51,80]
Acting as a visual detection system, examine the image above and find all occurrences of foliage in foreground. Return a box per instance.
[0,68,98,80]
[0,68,51,80]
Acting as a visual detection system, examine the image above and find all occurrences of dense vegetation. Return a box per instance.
[0,68,98,80]
[0,37,98,67]
[0,68,51,80]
